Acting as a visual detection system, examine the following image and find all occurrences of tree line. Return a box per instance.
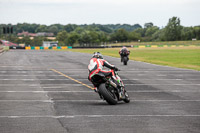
[0,16,200,46]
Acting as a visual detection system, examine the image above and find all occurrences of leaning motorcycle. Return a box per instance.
[91,69,130,105]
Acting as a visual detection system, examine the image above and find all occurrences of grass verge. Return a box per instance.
[57,47,200,71]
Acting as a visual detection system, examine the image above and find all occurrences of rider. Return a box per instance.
[119,46,130,62]
[88,52,124,98]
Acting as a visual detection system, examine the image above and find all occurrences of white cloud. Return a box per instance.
[2,0,200,4]
[0,0,199,26]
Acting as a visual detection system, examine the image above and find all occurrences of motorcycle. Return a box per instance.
[91,69,130,105]
[120,51,129,65]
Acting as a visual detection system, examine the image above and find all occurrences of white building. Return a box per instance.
[43,41,58,47]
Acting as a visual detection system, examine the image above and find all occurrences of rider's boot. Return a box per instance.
[93,87,98,93]
[117,85,125,99]
[94,87,104,99]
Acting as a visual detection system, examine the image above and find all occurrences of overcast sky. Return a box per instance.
[0,0,199,27]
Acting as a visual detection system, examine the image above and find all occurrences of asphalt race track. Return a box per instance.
[0,50,200,133]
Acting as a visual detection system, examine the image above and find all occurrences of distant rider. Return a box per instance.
[88,52,124,98]
[119,46,130,62]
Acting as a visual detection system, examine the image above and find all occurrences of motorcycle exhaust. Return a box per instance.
[108,80,117,88]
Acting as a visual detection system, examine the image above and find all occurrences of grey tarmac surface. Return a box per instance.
[0,50,200,133]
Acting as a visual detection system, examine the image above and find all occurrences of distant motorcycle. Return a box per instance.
[91,69,130,105]
[121,51,129,65]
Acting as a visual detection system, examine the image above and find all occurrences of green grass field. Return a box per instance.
[63,47,200,71]
[108,40,200,46]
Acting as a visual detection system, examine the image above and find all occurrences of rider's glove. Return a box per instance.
[114,67,119,71]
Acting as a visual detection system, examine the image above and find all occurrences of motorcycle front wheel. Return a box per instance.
[98,83,118,105]
[123,91,130,103]
[123,56,128,65]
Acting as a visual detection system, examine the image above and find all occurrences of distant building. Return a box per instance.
[36,32,54,37]
[17,31,54,37]
[17,31,36,37]
[43,41,58,47]
[46,37,56,40]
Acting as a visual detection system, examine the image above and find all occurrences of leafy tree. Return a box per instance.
[128,32,141,41]
[181,27,194,40]
[64,24,77,33]
[145,26,159,37]
[110,29,129,42]
[193,26,200,40]
[79,31,92,45]
[35,25,47,33]
[89,31,100,44]
[21,36,32,45]
[31,37,43,46]
[74,27,84,34]
[134,28,145,37]
[50,24,64,32]
[48,25,58,35]
[144,22,153,29]
[164,17,182,41]
[96,25,113,33]
[67,32,80,46]
[56,31,68,45]
[98,32,108,43]
[152,29,165,41]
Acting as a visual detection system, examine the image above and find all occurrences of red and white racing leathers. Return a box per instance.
[88,58,116,81]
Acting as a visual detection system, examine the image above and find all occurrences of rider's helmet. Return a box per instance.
[92,52,103,59]
[122,46,127,50]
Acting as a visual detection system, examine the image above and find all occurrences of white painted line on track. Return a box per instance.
[122,70,200,72]
[1,84,200,87]
[0,100,54,102]
[42,87,63,88]
[125,84,200,86]
[0,74,80,76]
[0,77,87,80]
[0,66,24,67]
[42,85,83,87]
[0,100,200,102]
[0,79,50,80]
[0,84,42,87]
[29,85,41,87]
[0,100,100,102]
[0,84,83,87]
[1,114,200,118]
[0,71,54,73]
[0,75,64,76]
[157,75,167,76]
[0,91,92,93]
[132,100,200,102]
[0,78,200,81]
[0,90,200,93]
